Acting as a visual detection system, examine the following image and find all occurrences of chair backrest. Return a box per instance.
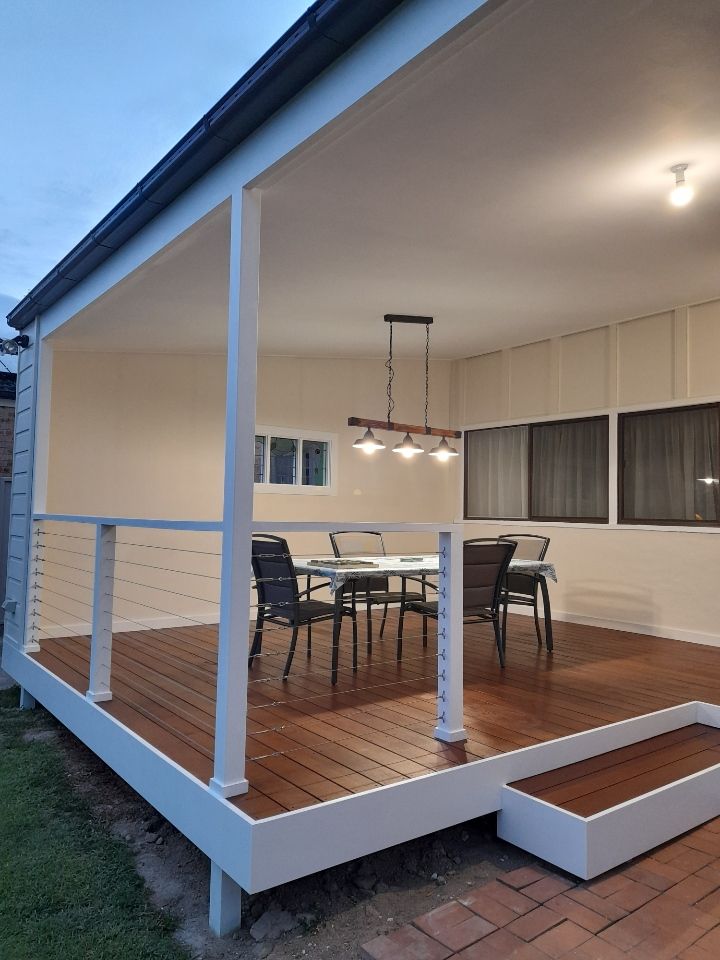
[330,531,386,558]
[251,535,299,620]
[463,538,516,614]
[330,531,389,596]
[498,533,550,561]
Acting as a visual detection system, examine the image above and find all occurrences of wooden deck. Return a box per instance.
[510,723,720,816]
[31,612,720,821]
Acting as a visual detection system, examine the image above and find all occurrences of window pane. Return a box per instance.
[531,418,609,520]
[269,437,297,484]
[621,406,719,523]
[465,426,528,519]
[302,440,328,486]
[254,435,266,483]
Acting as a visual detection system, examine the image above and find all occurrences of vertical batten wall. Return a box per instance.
[1,323,39,653]
[452,298,720,646]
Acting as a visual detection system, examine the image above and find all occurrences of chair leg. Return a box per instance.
[422,616,428,648]
[397,605,405,661]
[366,601,372,654]
[502,601,508,648]
[249,610,264,668]
[306,621,312,657]
[533,601,542,647]
[539,577,554,653]
[379,603,388,639]
[283,626,299,680]
[493,618,505,668]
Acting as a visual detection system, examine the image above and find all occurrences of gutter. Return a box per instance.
[8,0,406,330]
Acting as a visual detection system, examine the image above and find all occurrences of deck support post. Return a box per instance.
[209,862,244,936]
[434,526,467,743]
[210,188,261,800]
[86,523,116,703]
[19,687,36,710]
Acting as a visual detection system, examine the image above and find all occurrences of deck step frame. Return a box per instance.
[497,702,720,879]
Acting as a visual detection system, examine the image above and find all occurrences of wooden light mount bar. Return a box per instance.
[384,314,433,325]
[348,416,461,439]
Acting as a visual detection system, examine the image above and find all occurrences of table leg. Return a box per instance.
[331,588,343,684]
[539,576,554,653]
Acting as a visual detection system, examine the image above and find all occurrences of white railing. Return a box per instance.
[248,521,467,746]
[29,514,467,799]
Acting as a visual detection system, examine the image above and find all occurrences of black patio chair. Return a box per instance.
[329,531,428,658]
[405,538,516,666]
[250,534,357,681]
[499,534,553,652]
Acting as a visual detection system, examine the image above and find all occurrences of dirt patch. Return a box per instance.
[51,718,536,959]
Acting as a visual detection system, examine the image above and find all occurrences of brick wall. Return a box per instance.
[0,405,16,477]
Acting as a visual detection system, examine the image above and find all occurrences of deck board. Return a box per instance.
[510,724,720,815]
[31,612,720,821]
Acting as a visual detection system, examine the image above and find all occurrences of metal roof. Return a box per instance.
[8,0,405,330]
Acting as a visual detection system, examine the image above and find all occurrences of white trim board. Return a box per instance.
[498,702,720,879]
[507,603,720,649]
[5,641,715,893]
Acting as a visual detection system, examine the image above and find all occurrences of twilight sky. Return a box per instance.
[0,0,311,332]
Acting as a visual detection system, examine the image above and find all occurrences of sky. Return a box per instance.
[0,0,311,344]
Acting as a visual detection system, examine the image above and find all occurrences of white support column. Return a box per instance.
[19,687,36,710]
[210,187,261,799]
[209,862,244,937]
[434,525,467,743]
[86,523,116,703]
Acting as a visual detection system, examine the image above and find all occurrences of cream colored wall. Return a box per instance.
[47,351,455,529]
[452,298,720,645]
[40,351,456,635]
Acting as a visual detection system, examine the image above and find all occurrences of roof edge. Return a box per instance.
[9,0,406,329]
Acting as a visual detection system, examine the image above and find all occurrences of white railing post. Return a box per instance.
[86,523,116,703]
[22,520,42,653]
[435,525,467,743]
[210,187,261,799]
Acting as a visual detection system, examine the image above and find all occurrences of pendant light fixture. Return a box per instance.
[352,427,386,453]
[393,432,425,457]
[349,315,461,462]
[429,436,459,460]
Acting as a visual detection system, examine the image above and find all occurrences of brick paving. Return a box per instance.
[362,819,720,959]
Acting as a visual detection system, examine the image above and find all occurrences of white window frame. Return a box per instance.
[458,395,720,535]
[254,425,337,496]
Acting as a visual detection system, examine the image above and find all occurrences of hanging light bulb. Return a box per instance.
[428,437,459,461]
[392,432,424,458]
[352,428,385,454]
[670,163,694,207]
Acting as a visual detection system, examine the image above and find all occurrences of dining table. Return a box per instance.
[293,553,557,680]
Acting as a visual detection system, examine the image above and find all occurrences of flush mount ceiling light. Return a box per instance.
[670,163,694,207]
[349,315,461,463]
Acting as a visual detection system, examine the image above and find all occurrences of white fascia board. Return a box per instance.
[39,0,499,339]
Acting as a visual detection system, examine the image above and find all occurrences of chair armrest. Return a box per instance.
[298,580,332,598]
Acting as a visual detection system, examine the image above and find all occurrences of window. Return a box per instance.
[465,416,609,522]
[254,435,266,483]
[619,404,720,525]
[301,439,328,486]
[269,437,297,485]
[254,427,334,492]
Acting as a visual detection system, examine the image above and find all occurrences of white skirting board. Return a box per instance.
[497,701,720,880]
[508,603,720,648]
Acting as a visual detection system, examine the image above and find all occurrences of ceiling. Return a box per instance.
[52,0,720,359]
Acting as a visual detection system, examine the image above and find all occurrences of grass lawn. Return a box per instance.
[0,687,189,960]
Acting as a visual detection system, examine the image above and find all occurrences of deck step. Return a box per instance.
[498,712,720,879]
